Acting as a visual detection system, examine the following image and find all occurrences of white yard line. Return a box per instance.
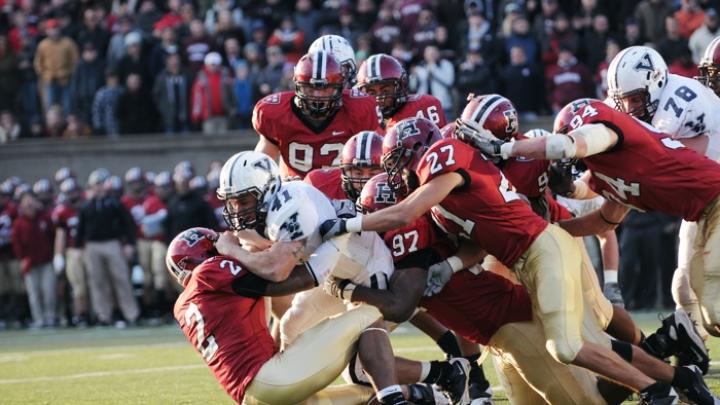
[0,341,186,356]
[0,364,205,385]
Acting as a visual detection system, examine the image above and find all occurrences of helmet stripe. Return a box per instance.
[364,133,374,160]
[471,95,502,124]
[313,52,320,79]
[372,55,381,79]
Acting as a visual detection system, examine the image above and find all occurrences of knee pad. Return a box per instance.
[545,338,581,364]
[341,353,372,386]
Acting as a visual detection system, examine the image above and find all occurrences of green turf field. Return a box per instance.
[0,312,717,404]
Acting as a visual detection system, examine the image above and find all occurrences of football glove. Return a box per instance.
[319,218,349,242]
[323,276,356,303]
[455,120,506,158]
[547,160,575,197]
[424,260,454,297]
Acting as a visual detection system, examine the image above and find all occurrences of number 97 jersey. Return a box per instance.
[252,90,382,178]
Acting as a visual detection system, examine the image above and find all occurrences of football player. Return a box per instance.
[697,36,720,97]
[253,50,382,179]
[356,54,447,131]
[347,173,718,405]
[168,227,411,405]
[319,117,680,403]
[480,98,720,343]
[308,35,357,88]
[606,46,720,342]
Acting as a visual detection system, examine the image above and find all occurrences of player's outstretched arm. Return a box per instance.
[254,135,281,161]
[215,231,302,282]
[505,124,619,160]
[558,199,630,237]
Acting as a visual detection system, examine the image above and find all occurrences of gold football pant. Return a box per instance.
[65,247,87,300]
[512,224,584,364]
[577,237,614,331]
[672,220,707,338]
[690,195,720,336]
[244,305,382,405]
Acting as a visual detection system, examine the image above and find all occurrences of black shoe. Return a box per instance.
[676,365,720,405]
[468,381,493,404]
[407,383,450,405]
[643,310,709,374]
[639,383,678,405]
[436,358,470,405]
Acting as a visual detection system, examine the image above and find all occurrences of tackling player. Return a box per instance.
[252,50,381,179]
[697,36,720,97]
[319,116,680,402]
[356,54,447,132]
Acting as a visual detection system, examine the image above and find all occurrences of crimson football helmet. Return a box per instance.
[357,173,398,214]
[356,54,409,118]
[340,131,385,200]
[697,36,720,96]
[456,94,519,146]
[381,117,442,196]
[294,50,345,118]
[166,227,218,286]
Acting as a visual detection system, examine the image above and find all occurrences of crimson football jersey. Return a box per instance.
[51,204,79,248]
[383,214,455,264]
[304,167,347,200]
[121,195,145,238]
[417,138,548,267]
[501,158,572,222]
[174,255,276,404]
[253,89,382,178]
[382,94,446,134]
[142,195,168,241]
[568,100,720,221]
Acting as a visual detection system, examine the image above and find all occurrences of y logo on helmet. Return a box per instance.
[634,53,655,72]
[180,230,203,247]
[253,157,273,173]
[374,182,397,204]
[503,109,518,134]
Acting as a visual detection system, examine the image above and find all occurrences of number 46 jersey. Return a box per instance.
[568,99,720,221]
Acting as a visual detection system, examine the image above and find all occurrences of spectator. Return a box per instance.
[0,182,22,328]
[541,13,579,66]
[164,167,217,240]
[212,10,246,53]
[232,61,253,128]
[668,47,698,78]
[573,0,606,32]
[338,6,363,49]
[154,0,185,33]
[116,32,152,90]
[623,18,645,47]
[500,45,544,118]
[45,105,67,138]
[356,0,378,30]
[0,35,19,113]
[136,0,163,35]
[204,0,244,35]
[581,14,617,73]
[455,47,496,100]
[12,192,56,328]
[243,42,264,82]
[294,0,320,48]
[545,47,594,112]
[70,43,106,125]
[634,0,673,44]
[267,16,305,64]
[183,19,213,74]
[355,34,372,65]
[256,46,288,98]
[223,37,244,71]
[595,39,621,98]
[458,8,498,68]
[152,53,191,134]
[0,111,20,144]
[690,8,720,63]
[8,11,38,54]
[371,4,401,55]
[410,45,456,119]
[62,115,92,138]
[675,0,705,39]
[191,52,234,135]
[396,0,435,33]
[16,33,40,126]
[34,18,80,117]
[503,15,539,65]
[148,27,179,78]
[658,16,690,66]
[75,8,111,59]
[106,16,135,70]
[411,8,440,55]
[117,73,158,134]
[77,169,140,326]
[247,20,269,56]
[92,71,123,136]
[531,0,561,44]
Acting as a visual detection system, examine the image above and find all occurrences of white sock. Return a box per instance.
[419,361,430,381]
[604,270,618,284]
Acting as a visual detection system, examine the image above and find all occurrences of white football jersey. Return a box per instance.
[653,74,720,159]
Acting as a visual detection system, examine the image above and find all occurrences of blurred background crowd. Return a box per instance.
[0,0,719,139]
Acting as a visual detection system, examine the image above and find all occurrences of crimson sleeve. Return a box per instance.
[416,139,474,186]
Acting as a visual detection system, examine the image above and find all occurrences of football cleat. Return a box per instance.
[407,383,450,405]
[468,382,493,405]
[436,358,471,405]
[639,383,678,405]
[642,310,710,374]
[603,282,625,307]
[676,365,720,405]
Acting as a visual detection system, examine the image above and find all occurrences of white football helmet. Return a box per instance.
[309,35,357,87]
[217,151,281,230]
[523,128,552,138]
[607,46,668,122]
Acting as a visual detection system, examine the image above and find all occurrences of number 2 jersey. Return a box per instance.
[174,256,276,404]
[568,99,720,221]
[417,138,548,268]
[252,90,381,178]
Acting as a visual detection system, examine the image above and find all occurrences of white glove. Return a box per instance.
[53,254,65,275]
[424,256,463,297]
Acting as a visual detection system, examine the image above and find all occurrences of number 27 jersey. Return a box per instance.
[417,138,548,268]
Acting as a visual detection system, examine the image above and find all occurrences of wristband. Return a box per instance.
[499,142,514,159]
[345,214,363,233]
[446,256,464,272]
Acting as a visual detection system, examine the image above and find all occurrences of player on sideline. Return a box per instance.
[356,54,447,132]
[319,116,680,403]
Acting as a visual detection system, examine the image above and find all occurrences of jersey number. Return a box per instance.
[220,259,242,275]
[569,104,599,130]
[391,230,419,257]
[184,303,219,362]
[415,105,441,124]
[663,86,698,118]
[288,142,344,173]
[426,145,456,175]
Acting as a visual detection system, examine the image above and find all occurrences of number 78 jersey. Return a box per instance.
[568,99,720,221]
[417,138,548,268]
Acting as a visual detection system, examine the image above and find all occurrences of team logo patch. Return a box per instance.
[634,53,655,72]
[398,120,421,141]
[503,109,518,135]
[569,99,592,113]
[263,94,281,104]
[374,182,397,204]
[180,229,204,247]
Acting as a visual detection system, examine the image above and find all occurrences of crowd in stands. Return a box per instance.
[0,0,719,140]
